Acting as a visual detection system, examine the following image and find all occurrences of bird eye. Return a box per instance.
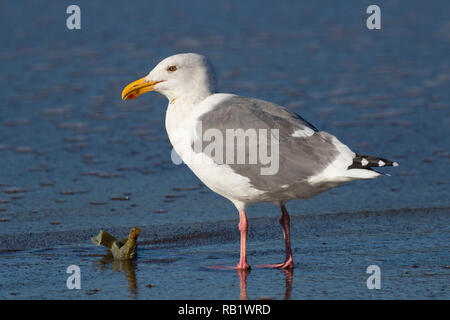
[167,65,177,72]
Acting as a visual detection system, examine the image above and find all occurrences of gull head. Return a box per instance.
[122,53,217,103]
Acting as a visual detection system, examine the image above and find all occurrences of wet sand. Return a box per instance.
[0,0,449,299]
[0,206,448,299]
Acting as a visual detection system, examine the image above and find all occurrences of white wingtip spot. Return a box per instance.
[361,158,369,166]
[378,160,385,167]
[393,162,399,167]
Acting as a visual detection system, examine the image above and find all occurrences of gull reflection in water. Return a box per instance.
[236,268,293,300]
[95,254,139,298]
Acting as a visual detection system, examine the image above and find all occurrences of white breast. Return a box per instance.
[164,93,265,210]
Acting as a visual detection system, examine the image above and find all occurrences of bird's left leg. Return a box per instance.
[278,204,294,268]
[257,204,294,269]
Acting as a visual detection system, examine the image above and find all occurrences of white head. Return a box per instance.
[122,53,217,104]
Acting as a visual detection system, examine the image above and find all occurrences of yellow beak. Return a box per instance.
[121,77,163,100]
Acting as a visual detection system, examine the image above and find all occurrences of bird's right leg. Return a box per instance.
[235,209,250,270]
[208,209,250,270]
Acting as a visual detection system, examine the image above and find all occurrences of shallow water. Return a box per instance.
[0,0,449,299]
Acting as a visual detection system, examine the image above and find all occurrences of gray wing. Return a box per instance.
[216,96,319,133]
[195,96,340,191]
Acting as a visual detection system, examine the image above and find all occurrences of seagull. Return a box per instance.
[122,53,398,270]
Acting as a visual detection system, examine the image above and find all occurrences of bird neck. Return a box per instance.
[167,89,213,107]
[167,90,212,111]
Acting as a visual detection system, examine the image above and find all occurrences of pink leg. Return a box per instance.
[208,210,250,270]
[235,210,250,270]
[279,204,294,268]
[257,204,294,269]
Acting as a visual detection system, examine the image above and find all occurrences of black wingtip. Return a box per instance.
[348,154,398,170]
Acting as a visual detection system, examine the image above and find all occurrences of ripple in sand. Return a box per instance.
[110,196,130,201]
[41,107,72,115]
[140,169,154,175]
[13,146,34,154]
[3,187,29,194]
[116,166,143,172]
[60,190,89,195]
[164,194,186,199]
[80,171,123,178]
[40,182,54,187]
[29,166,52,172]
[63,136,87,143]
[173,186,201,192]
[53,121,87,130]
[86,288,100,295]
[3,119,30,127]
[82,154,105,165]
[90,201,107,206]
